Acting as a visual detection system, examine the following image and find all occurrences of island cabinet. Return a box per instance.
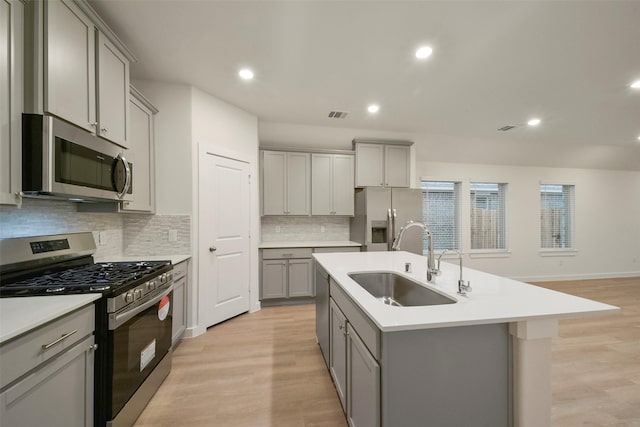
[322,269,510,427]
[24,0,134,147]
[0,304,96,427]
[311,153,355,216]
[353,141,411,188]
[261,150,311,215]
[171,259,189,347]
[0,0,22,206]
[260,248,314,303]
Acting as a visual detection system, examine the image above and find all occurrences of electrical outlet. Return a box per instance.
[168,229,178,242]
[275,226,281,233]
[99,231,107,246]
[320,225,326,233]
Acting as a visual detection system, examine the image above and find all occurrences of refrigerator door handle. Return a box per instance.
[392,208,398,248]
[387,209,393,250]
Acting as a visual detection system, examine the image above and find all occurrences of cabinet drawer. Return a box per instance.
[0,304,95,388]
[262,248,312,259]
[173,260,188,280]
[313,246,361,254]
[330,279,380,360]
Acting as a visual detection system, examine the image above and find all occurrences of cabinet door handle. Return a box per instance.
[101,128,108,133]
[209,246,217,252]
[282,253,293,257]
[42,330,78,350]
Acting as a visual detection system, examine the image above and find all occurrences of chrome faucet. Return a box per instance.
[392,221,439,282]
[455,251,472,296]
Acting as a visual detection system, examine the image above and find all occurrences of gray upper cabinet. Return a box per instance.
[311,153,354,216]
[96,32,130,147]
[122,86,157,212]
[354,141,411,188]
[0,0,22,206]
[384,145,411,188]
[44,0,96,133]
[28,0,133,148]
[262,150,311,215]
[354,143,384,187]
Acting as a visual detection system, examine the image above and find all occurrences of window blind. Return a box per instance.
[470,182,507,250]
[540,184,575,249]
[422,181,461,252]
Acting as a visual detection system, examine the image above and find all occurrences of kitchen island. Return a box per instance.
[313,251,619,427]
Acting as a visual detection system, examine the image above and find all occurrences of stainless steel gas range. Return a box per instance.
[0,232,174,427]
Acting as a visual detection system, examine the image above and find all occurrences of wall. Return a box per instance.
[419,161,640,281]
[261,216,350,242]
[0,199,191,259]
[190,86,261,332]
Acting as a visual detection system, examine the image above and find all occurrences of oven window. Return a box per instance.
[110,292,172,416]
[55,138,114,191]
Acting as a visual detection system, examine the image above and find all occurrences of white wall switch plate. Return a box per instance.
[168,229,178,242]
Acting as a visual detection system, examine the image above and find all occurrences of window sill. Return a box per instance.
[539,249,578,257]
[469,250,511,259]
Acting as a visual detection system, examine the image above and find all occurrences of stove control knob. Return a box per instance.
[160,273,167,284]
[134,289,143,300]
[148,280,156,290]
[167,273,173,281]
[125,292,134,303]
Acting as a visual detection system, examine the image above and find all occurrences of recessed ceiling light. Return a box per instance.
[631,80,640,89]
[238,69,254,80]
[367,104,380,113]
[637,135,640,141]
[527,118,541,126]
[415,46,433,59]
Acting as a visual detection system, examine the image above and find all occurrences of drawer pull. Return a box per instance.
[42,330,78,350]
[282,253,293,257]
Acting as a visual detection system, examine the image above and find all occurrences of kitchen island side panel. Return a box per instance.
[381,323,511,427]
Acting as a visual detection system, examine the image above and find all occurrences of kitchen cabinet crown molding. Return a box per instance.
[260,146,354,155]
[130,84,159,114]
[352,138,414,147]
[73,0,137,62]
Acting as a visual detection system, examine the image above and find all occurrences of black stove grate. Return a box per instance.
[0,261,171,297]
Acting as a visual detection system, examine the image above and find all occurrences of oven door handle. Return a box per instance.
[110,284,173,330]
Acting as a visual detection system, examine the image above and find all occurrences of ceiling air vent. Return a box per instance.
[328,111,349,119]
[497,125,516,132]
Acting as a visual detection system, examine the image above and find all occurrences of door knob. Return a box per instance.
[209,246,217,252]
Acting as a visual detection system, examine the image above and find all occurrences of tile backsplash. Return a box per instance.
[261,216,350,241]
[0,199,191,259]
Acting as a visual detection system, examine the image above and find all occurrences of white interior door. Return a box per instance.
[199,151,251,328]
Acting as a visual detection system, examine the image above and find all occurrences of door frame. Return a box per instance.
[190,143,260,337]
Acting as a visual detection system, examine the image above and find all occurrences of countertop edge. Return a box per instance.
[260,241,362,249]
[1,294,102,344]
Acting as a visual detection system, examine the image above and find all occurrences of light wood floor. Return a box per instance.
[135,277,640,427]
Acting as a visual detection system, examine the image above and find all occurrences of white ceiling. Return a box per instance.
[89,1,640,170]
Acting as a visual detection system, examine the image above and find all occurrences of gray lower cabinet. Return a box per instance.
[329,299,347,411]
[329,296,380,427]
[347,323,380,427]
[0,304,96,427]
[171,259,189,347]
[260,248,313,302]
[0,334,95,427]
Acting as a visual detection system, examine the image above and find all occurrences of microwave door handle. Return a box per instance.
[115,153,131,199]
[110,284,173,330]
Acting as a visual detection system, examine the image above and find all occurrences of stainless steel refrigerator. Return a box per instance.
[350,187,424,254]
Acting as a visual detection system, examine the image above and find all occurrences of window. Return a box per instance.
[540,184,575,249]
[422,181,461,252]
[470,182,507,250]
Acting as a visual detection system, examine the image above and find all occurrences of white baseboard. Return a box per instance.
[512,271,640,283]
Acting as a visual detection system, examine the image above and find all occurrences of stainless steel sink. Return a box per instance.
[348,272,456,307]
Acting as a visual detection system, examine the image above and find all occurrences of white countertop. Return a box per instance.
[95,254,191,265]
[260,241,361,249]
[313,251,619,332]
[0,294,101,344]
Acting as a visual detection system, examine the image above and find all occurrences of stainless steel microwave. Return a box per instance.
[22,114,133,202]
